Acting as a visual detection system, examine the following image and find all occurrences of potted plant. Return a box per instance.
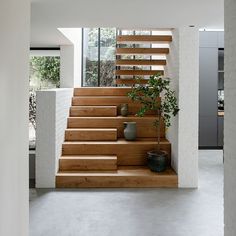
[128,74,179,172]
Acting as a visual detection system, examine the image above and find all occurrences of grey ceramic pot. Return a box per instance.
[147,150,167,172]
[124,122,136,141]
[120,104,128,116]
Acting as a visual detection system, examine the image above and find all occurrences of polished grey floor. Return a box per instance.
[30,150,223,236]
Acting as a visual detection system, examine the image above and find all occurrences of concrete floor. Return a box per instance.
[30,150,223,236]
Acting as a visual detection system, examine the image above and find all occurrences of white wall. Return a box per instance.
[166,27,199,188]
[36,89,73,188]
[60,45,75,88]
[59,28,82,88]
[224,0,236,235]
[0,0,30,235]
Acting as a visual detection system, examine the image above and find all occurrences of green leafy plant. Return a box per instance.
[128,74,179,153]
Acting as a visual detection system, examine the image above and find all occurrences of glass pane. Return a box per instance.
[100,28,116,86]
[83,28,99,86]
[29,54,60,149]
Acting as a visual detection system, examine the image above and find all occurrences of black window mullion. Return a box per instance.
[98,28,101,87]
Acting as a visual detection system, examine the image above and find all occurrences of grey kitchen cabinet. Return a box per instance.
[199,31,224,148]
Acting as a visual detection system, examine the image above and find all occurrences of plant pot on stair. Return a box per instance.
[128,73,179,172]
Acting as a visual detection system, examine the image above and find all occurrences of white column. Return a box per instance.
[224,0,236,235]
[178,27,199,188]
[166,27,199,188]
[60,45,75,88]
[59,28,82,88]
[0,0,30,235]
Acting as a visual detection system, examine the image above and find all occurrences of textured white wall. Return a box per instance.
[178,27,199,188]
[0,0,30,235]
[36,89,73,188]
[166,28,199,188]
[224,0,236,235]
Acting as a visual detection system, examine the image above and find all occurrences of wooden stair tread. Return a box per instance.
[74,87,132,96]
[59,155,117,171]
[116,79,149,85]
[116,35,172,43]
[116,48,169,55]
[65,128,117,141]
[116,59,166,66]
[56,166,177,188]
[60,155,117,160]
[57,166,176,176]
[115,70,164,76]
[63,138,170,145]
[70,106,117,117]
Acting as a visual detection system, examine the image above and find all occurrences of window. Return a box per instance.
[82,28,116,87]
[29,49,60,149]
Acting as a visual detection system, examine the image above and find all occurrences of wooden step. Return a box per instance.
[116,48,169,55]
[56,166,177,188]
[62,138,171,166]
[70,106,117,117]
[116,70,164,76]
[116,79,149,85]
[71,96,159,115]
[59,155,117,171]
[67,116,165,138]
[65,128,117,141]
[74,87,132,96]
[116,59,166,66]
[116,35,172,43]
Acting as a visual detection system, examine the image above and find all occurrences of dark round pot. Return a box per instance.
[147,150,167,172]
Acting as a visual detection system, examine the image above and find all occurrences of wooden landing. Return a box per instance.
[56,166,177,188]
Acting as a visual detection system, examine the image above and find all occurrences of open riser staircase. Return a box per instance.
[115,29,172,85]
[56,87,177,188]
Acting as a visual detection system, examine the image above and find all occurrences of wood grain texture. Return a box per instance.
[59,155,117,171]
[116,48,169,55]
[70,106,117,117]
[56,166,177,188]
[115,70,164,76]
[116,59,166,66]
[67,116,165,138]
[116,35,172,43]
[71,96,159,115]
[65,128,117,141]
[116,79,149,85]
[62,138,171,166]
[74,87,132,96]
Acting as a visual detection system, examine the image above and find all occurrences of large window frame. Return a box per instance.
[81,28,117,87]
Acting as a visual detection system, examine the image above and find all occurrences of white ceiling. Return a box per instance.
[31,0,224,47]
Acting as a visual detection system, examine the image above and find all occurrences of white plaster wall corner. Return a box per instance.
[36,88,73,188]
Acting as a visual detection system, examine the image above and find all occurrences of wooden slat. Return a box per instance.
[65,128,117,141]
[74,87,133,96]
[67,116,165,138]
[115,70,164,76]
[62,138,171,166]
[56,166,177,188]
[116,35,172,43]
[116,48,169,55]
[116,79,149,85]
[116,59,166,66]
[70,106,117,117]
[59,155,117,171]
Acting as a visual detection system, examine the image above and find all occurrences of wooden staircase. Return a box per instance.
[115,30,172,85]
[56,87,177,188]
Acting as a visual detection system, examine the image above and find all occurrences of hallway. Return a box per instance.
[30,150,223,236]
